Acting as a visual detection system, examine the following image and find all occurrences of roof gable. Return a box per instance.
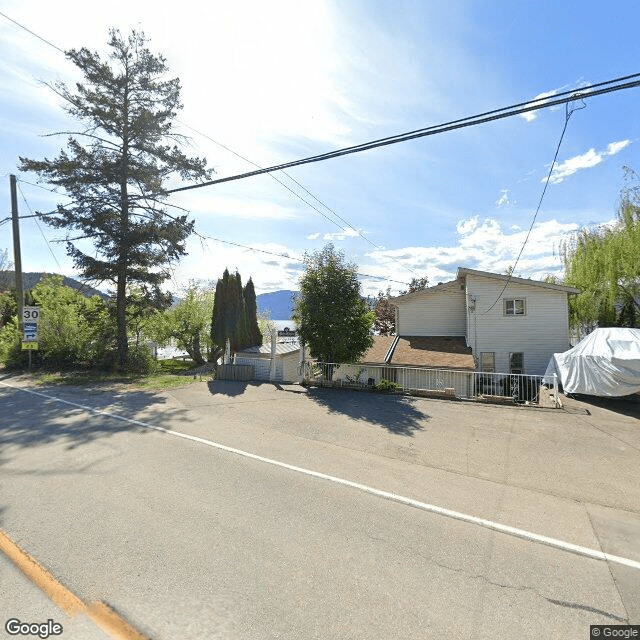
[458,268,580,294]
[389,268,580,304]
[389,279,461,304]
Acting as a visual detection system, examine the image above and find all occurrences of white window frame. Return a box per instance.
[504,298,526,316]
[509,352,524,374]
[479,352,495,373]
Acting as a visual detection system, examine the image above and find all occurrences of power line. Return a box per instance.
[198,234,411,286]
[481,99,586,313]
[179,121,420,276]
[4,10,637,292]
[9,181,408,288]
[168,74,640,194]
[0,0,417,285]
[16,183,62,270]
[14,178,69,196]
[0,10,65,54]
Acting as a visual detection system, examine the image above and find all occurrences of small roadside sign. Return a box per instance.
[21,342,38,350]
[23,306,40,322]
[22,306,40,343]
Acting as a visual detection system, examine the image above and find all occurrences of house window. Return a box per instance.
[504,298,526,316]
[480,352,495,372]
[509,352,524,374]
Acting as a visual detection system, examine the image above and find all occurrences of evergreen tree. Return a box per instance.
[210,270,261,359]
[243,277,263,346]
[18,29,212,369]
[211,269,230,356]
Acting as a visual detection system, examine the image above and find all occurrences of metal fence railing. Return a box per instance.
[304,362,557,406]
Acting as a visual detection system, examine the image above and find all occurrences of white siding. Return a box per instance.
[395,283,467,336]
[235,355,271,380]
[465,274,572,375]
[235,352,301,382]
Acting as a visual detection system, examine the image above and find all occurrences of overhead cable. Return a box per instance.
[482,99,586,313]
[16,183,62,270]
[168,74,640,194]
[0,10,65,53]
[178,121,420,276]
[199,235,411,285]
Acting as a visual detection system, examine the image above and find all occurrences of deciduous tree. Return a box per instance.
[147,283,214,365]
[293,244,374,372]
[563,168,640,332]
[398,276,429,296]
[372,287,396,335]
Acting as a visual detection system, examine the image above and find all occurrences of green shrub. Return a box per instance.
[375,378,400,392]
[122,343,158,374]
[0,320,23,369]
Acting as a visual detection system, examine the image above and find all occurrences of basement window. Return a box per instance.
[480,352,495,373]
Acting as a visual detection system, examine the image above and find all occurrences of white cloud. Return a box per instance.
[362,216,582,296]
[456,216,478,235]
[495,188,510,207]
[322,228,361,241]
[307,232,321,240]
[520,111,537,123]
[519,87,567,122]
[547,139,631,184]
[604,140,632,156]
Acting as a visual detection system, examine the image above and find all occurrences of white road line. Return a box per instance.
[3,380,640,571]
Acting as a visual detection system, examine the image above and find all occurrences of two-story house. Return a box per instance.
[388,267,580,375]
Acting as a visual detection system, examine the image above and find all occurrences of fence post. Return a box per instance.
[553,373,560,408]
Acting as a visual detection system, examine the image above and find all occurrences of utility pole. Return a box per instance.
[10,174,24,332]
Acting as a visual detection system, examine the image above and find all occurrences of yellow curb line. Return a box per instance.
[0,529,150,640]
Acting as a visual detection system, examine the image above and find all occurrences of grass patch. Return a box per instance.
[32,358,208,390]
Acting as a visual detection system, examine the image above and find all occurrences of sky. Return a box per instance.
[1,0,639,297]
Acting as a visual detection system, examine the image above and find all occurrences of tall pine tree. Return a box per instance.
[19,29,212,369]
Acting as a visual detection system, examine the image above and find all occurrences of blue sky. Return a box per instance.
[1,0,638,296]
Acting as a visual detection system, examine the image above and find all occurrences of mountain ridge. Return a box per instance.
[0,271,109,299]
[256,289,298,321]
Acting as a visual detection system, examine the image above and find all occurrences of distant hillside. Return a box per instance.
[0,271,109,300]
[256,290,298,320]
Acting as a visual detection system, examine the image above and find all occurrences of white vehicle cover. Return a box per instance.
[543,327,640,396]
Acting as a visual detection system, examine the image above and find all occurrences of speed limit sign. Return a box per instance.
[23,306,40,322]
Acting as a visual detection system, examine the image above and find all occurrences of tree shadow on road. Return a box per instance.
[304,387,429,436]
[0,377,191,463]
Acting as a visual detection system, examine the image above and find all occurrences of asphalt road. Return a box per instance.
[1,375,638,639]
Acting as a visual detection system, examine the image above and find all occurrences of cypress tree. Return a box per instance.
[210,269,261,357]
[244,277,263,346]
[211,269,230,355]
[229,271,244,352]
